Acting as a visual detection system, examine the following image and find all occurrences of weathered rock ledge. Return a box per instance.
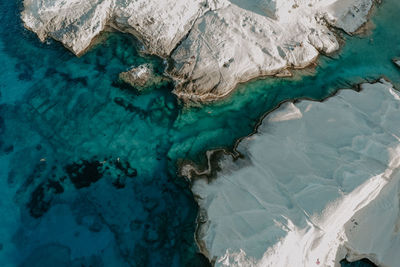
[187,79,400,266]
[22,0,376,101]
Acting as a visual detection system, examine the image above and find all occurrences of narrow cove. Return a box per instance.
[0,0,399,266]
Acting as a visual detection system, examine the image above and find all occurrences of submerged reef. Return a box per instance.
[22,0,375,101]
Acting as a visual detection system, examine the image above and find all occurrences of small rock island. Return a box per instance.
[119,64,167,91]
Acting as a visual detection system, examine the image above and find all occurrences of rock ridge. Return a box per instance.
[22,0,375,101]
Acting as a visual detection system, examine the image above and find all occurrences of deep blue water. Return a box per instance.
[0,0,399,266]
[341,258,377,267]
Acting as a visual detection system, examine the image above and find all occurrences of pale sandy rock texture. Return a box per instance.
[22,0,210,56]
[189,79,400,266]
[119,64,167,91]
[119,64,152,87]
[324,0,373,33]
[22,0,374,101]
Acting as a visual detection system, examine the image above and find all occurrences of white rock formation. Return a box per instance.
[190,79,400,266]
[21,0,209,56]
[324,0,373,33]
[22,0,116,56]
[170,0,373,101]
[337,167,400,267]
[22,0,374,101]
[393,57,400,68]
[119,64,168,90]
[110,0,210,57]
[119,64,152,86]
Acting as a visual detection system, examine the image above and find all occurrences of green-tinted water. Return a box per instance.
[170,0,400,166]
[0,0,399,266]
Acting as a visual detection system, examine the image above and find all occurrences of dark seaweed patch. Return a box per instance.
[16,62,34,81]
[108,158,137,189]
[0,115,5,135]
[64,157,137,190]
[65,160,104,189]
[47,179,64,194]
[44,67,58,77]
[115,159,137,178]
[4,145,13,154]
[45,68,88,87]
[27,179,64,218]
[95,62,107,73]
[112,178,125,189]
[112,79,139,93]
[113,97,146,118]
[27,183,51,218]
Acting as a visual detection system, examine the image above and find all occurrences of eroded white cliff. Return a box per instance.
[171,0,374,101]
[22,0,210,56]
[22,0,375,101]
[189,79,400,266]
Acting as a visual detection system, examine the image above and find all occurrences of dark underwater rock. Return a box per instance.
[27,179,64,218]
[65,160,104,189]
[27,183,52,218]
[114,159,137,178]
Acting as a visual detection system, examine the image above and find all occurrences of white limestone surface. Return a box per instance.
[21,0,209,56]
[169,0,373,101]
[324,0,373,33]
[22,0,374,101]
[337,164,400,267]
[191,79,400,266]
[22,0,115,55]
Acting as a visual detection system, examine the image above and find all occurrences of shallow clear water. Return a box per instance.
[0,0,399,266]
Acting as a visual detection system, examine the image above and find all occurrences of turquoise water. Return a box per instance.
[0,0,399,266]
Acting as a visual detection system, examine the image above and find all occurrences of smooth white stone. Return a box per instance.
[191,80,400,266]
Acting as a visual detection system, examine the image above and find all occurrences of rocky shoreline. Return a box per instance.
[186,79,400,266]
[22,0,376,102]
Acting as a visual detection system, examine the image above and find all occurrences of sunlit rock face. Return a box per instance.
[21,0,116,55]
[118,64,168,91]
[324,0,374,33]
[21,0,209,57]
[190,80,400,266]
[170,0,373,101]
[22,0,374,101]
[227,0,277,18]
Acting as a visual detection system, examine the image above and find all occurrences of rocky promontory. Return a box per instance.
[189,79,400,266]
[22,0,375,101]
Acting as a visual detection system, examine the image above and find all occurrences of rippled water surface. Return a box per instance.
[0,0,399,266]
